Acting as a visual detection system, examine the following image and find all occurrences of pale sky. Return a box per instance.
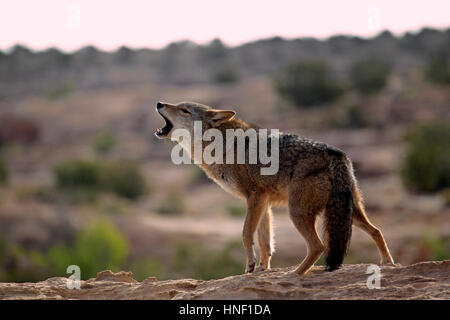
[1,0,449,52]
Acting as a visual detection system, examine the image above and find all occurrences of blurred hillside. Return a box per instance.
[0,28,449,98]
[0,27,449,283]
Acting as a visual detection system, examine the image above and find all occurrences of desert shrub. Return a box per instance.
[226,205,246,217]
[344,105,369,128]
[129,258,164,281]
[92,129,116,155]
[96,197,130,216]
[173,240,243,280]
[45,82,75,100]
[157,190,185,215]
[1,220,129,281]
[73,221,129,278]
[54,159,148,200]
[421,232,449,261]
[442,189,450,207]
[54,160,102,190]
[349,57,390,95]
[65,188,100,204]
[424,53,450,84]
[0,236,8,280]
[14,185,56,202]
[35,220,129,280]
[333,104,369,128]
[400,122,450,192]
[100,162,147,200]
[212,66,239,84]
[0,242,47,282]
[0,156,8,186]
[0,236,13,281]
[195,245,243,280]
[19,185,98,204]
[274,60,345,107]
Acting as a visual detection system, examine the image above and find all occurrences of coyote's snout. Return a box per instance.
[155,101,394,275]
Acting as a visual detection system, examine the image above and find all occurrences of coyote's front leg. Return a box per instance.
[257,207,274,271]
[242,193,268,273]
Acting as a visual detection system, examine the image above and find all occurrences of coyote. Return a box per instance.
[155,101,394,274]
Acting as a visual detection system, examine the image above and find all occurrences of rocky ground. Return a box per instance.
[0,260,448,300]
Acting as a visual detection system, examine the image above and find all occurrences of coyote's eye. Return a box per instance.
[181,109,191,114]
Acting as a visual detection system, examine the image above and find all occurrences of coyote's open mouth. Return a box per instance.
[155,112,173,137]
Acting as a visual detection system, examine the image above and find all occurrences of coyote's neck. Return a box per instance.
[173,118,260,166]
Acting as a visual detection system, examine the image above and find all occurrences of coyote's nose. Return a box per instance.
[156,101,164,109]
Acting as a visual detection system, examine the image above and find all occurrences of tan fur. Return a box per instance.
[155,101,394,275]
[352,187,394,264]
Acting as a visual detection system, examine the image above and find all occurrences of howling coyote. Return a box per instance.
[155,101,394,275]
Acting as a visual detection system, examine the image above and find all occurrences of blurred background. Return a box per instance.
[0,1,449,282]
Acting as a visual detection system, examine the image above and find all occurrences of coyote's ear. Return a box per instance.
[207,110,236,126]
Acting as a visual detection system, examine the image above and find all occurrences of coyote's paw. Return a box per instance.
[245,262,256,273]
[381,262,401,267]
[255,265,266,272]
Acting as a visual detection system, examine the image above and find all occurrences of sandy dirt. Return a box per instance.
[0,260,448,300]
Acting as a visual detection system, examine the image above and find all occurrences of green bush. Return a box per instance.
[73,221,129,278]
[45,82,75,100]
[101,162,147,200]
[274,60,345,107]
[173,240,243,280]
[212,66,239,84]
[349,57,390,95]
[15,184,100,205]
[442,189,450,207]
[333,104,369,128]
[54,159,148,200]
[64,188,100,204]
[0,156,8,186]
[0,242,46,282]
[157,190,185,215]
[424,53,450,84]
[129,258,164,281]
[92,129,116,155]
[0,220,130,282]
[421,231,449,261]
[14,185,59,203]
[35,220,129,280]
[54,160,101,190]
[400,122,450,192]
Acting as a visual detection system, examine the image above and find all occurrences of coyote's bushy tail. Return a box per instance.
[324,151,355,271]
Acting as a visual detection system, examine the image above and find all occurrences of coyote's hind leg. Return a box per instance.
[352,191,394,264]
[290,210,324,275]
[353,206,394,265]
[288,176,329,275]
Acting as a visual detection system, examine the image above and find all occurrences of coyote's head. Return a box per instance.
[154,101,236,140]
